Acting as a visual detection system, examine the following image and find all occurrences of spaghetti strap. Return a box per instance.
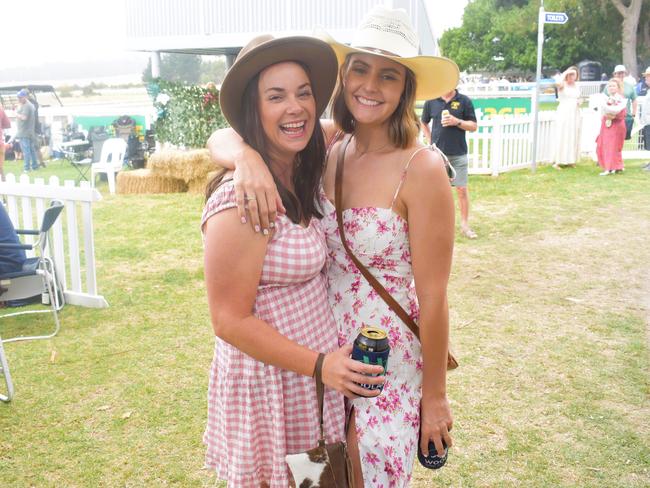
[390,146,430,209]
[325,130,345,161]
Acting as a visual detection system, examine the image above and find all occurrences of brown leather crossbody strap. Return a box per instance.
[314,352,326,443]
[334,135,458,370]
[334,135,420,339]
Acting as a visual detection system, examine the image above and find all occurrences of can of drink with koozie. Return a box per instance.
[351,327,390,395]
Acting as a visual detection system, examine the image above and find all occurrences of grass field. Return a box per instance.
[1,157,649,487]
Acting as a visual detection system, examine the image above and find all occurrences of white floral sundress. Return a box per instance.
[320,147,431,487]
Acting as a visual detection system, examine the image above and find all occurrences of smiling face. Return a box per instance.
[566,71,577,84]
[257,61,316,164]
[607,79,621,96]
[342,53,407,127]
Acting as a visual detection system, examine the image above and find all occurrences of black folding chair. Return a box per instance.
[0,201,65,402]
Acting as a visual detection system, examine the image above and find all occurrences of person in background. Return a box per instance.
[636,73,648,97]
[421,85,479,238]
[552,66,582,169]
[0,203,26,276]
[596,78,627,176]
[640,67,650,171]
[26,89,46,168]
[0,104,10,180]
[609,65,638,140]
[14,89,38,172]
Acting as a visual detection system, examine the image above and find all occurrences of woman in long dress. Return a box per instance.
[552,66,582,169]
[208,6,457,487]
[596,78,627,175]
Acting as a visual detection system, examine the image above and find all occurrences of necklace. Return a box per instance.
[354,140,391,156]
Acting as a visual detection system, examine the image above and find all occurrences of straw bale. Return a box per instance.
[188,170,225,195]
[147,149,221,183]
[116,169,188,194]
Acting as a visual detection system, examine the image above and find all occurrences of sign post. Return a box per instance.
[531,2,568,173]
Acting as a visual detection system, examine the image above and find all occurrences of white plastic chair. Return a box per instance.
[90,138,128,194]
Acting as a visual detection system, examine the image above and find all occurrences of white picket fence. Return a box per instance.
[467,104,649,175]
[0,174,107,308]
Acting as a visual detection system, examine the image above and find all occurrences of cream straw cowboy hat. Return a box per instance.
[316,6,459,100]
[219,35,338,135]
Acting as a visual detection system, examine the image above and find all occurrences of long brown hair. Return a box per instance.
[331,55,420,149]
[206,63,325,223]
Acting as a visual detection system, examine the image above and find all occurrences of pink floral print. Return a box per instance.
[319,191,423,488]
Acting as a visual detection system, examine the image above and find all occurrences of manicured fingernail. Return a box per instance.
[254,225,260,233]
[262,228,269,235]
[241,217,247,224]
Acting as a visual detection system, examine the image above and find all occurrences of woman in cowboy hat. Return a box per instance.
[202,34,384,487]
[208,6,458,486]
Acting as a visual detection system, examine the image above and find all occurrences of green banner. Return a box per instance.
[472,97,532,117]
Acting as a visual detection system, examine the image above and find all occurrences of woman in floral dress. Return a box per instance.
[202,34,384,488]
[208,7,458,487]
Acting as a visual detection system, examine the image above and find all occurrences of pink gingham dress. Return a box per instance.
[201,181,345,488]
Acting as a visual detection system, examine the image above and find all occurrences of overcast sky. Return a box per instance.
[3,0,467,69]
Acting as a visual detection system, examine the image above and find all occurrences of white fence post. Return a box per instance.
[0,175,108,308]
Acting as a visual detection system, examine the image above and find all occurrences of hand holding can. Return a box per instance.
[351,327,390,396]
[441,109,450,126]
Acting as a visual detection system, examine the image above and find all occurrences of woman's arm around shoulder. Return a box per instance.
[207,128,283,233]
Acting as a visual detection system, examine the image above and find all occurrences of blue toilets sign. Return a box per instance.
[544,12,568,24]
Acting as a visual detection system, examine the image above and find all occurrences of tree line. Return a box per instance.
[142,54,226,85]
[439,0,648,77]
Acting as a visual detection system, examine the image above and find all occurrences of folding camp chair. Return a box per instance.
[0,200,65,402]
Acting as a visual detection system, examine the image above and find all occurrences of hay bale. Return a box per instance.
[188,170,226,195]
[116,169,188,194]
[147,148,221,183]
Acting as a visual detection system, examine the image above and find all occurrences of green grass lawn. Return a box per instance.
[1,158,649,487]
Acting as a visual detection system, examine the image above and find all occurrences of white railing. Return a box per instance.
[467,111,556,175]
[0,175,107,308]
[459,81,605,99]
[467,106,649,175]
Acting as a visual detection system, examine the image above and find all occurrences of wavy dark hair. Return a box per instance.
[206,63,325,224]
[332,55,420,149]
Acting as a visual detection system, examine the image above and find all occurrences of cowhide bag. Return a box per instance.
[285,353,354,488]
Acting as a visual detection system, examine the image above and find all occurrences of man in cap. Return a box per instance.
[14,89,38,172]
[609,65,638,141]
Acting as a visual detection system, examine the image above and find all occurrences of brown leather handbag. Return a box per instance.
[285,353,354,488]
[334,134,458,370]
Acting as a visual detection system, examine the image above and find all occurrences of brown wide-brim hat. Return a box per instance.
[219,35,338,136]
